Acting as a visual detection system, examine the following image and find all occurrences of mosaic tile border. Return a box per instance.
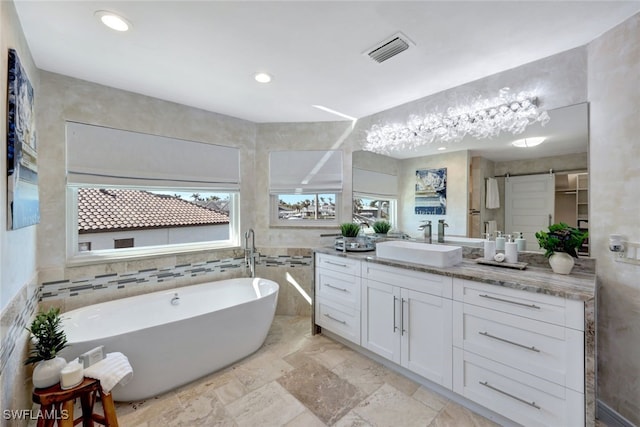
[40,254,313,302]
[0,286,40,376]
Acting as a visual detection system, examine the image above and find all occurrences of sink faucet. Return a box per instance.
[418,220,432,243]
[437,219,448,243]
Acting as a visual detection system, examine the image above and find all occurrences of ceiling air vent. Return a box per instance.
[366,32,413,63]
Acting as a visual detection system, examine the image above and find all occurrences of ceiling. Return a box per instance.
[13,1,640,159]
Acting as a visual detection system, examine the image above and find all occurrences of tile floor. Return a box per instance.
[108,315,502,426]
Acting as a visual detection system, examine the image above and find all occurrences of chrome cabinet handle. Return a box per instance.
[325,260,348,268]
[393,296,399,332]
[479,331,540,352]
[324,313,346,325]
[479,294,541,309]
[479,381,541,410]
[325,283,348,292]
[401,298,407,336]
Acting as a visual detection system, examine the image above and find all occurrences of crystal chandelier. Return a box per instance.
[364,88,550,154]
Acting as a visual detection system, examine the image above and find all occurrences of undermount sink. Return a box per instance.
[375,240,463,268]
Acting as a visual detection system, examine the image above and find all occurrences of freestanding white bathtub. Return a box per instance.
[60,277,279,401]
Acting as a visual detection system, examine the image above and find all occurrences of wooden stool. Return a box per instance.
[32,378,119,427]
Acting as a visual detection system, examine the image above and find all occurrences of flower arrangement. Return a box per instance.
[535,222,588,258]
[372,220,392,235]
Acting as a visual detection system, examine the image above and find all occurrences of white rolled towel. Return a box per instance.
[83,352,133,393]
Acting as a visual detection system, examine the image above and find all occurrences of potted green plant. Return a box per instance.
[372,220,392,235]
[535,222,588,274]
[25,307,69,388]
[339,222,361,238]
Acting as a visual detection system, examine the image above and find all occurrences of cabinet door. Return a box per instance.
[401,289,453,389]
[361,280,401,363]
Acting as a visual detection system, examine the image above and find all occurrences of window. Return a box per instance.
[66,122,240,262]
[269,150,343,226]
[275,193,338,221]
[353,195,397,232]
[114,238,134,249]
[68,186,238,260]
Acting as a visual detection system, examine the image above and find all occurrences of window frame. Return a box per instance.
[66,185,241,265]
[352,192,398,230]
[269,192,342,228]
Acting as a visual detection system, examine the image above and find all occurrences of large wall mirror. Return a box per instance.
[353,102,589,252]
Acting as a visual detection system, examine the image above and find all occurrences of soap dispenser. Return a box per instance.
[504,234,518,264]
[483,233,496,261]
[514,231,527,251]
[495,231,505,251]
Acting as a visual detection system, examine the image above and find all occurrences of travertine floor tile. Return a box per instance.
[412,385,449,412]
[333,411,373,427]
[353,383,439,427]
[427,401,500,427]
[230,351,294,391]
[278,357,365,425]
[284,409,327,427]
[226,381,306,426]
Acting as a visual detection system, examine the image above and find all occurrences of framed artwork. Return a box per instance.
[415,168,446,215]
[7,48,40,229]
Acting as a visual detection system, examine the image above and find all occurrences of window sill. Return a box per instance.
[66,242,240,268]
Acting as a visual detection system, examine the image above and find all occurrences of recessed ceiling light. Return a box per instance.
[254,73,272,83]
[95,10,131,32]
[437,146,447,151]
[512,137,546,148]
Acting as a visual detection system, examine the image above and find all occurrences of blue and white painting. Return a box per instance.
[7,49,39,229]
[415,168,446,215]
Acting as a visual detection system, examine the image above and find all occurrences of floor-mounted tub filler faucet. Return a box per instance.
[437,219,448,243]
[244,229,257,278]
[418,220,432,243]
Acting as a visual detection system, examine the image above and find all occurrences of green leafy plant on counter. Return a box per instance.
[340,222,361,238]
[372,220,392,234]
[24,307,68,365]
[535,222,588,258]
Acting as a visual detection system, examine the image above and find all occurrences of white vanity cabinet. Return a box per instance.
[361,263,453,389]
[314,253,362,344]
[452,278,585,427]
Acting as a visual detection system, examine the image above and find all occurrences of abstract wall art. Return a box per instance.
[7,48,39,229]
[415,167,447,215]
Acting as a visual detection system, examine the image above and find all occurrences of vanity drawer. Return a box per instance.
[453,302,584,392]
[454,349,584,427]
[315,296,360,345]
[364,262,453,299]
[452,278,583,330]
[316,253,361,276]
[315,267,360,309]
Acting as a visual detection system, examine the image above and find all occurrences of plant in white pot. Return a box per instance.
[25,307,68,388]
[535,223,588,275]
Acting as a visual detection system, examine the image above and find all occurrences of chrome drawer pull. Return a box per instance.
[401,298,407,336]
[324,313,347,325]
[325,260,349,268]
[393,296,399,332]
[479,294,541,309]
[479,381,541,410]
[325,283,348,292]
[479,331,540,352]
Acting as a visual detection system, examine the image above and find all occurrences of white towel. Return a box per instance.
[486,178,500,209]
[83,352,133,393]
[486,220,497,238]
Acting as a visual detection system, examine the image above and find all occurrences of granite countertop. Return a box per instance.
[314,247,596,301]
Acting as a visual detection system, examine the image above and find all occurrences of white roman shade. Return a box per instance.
[353,168,398,198]
[269,150,343,193]
[66,122,240,189]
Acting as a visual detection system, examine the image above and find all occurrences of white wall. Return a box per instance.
[80,224,229,251]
